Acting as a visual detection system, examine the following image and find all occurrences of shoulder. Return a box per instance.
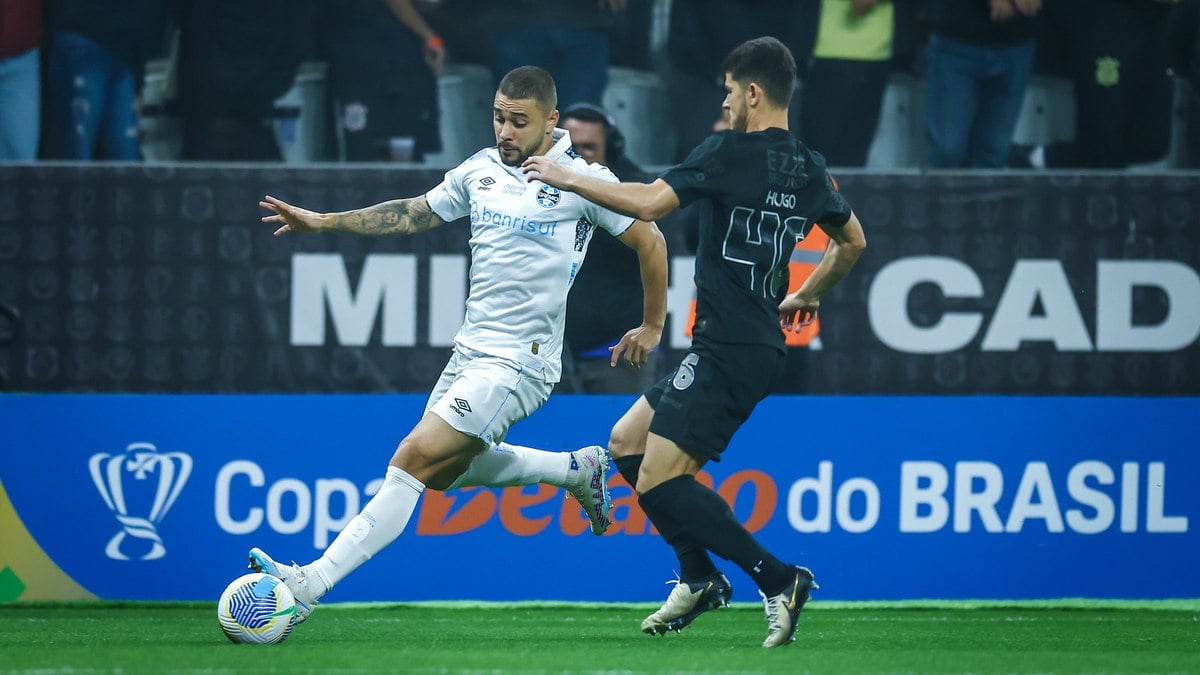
[801,142,829,175]
[443,149,501,183]
[691,131,734,158]
[454,147,494,172]
[669,132,735,177]
[559,152,621,185]
[609,156,653,183]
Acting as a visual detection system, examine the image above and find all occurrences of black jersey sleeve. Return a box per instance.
[659,133,730,209]
[807,149,853,228]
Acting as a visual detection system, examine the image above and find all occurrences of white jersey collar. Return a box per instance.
[545,127,572,158]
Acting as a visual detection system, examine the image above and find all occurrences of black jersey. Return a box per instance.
[661,128,852,352]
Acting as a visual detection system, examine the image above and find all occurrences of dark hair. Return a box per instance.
[497,66,557,112]
[561,102,626,160]
[721,36,796,108]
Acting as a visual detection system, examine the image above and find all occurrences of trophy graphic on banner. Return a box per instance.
[88,442,193,561]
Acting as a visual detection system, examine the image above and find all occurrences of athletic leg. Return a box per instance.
[637,434,814,646]
[250,412,481,622]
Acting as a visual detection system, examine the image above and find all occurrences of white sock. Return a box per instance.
[308,466,424,597]
[446,442,571,489]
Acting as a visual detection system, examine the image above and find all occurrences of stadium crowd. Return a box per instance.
[1,0,1198,169]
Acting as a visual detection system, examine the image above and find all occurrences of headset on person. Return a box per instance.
[561,102,626,161]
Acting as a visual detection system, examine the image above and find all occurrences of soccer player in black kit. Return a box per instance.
[523,36,867,647]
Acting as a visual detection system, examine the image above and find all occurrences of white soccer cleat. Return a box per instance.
[248,547,320,624]
[760,566,817,648]
[641,573,732,635]
[565,445,612,535]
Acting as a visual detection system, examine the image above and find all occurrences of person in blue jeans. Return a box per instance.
[482,0,624,110]
[923,0,1041,168]
[44,0,168,160]
[0,0,41,161]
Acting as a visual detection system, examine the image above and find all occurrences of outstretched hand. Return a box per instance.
[260,195,325,236]
[521,156,574,189]
[778,293,818,333]
[608,324,662,369]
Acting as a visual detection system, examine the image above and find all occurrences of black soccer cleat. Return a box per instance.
[641,573,733,635]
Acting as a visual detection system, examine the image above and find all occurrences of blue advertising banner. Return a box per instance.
[1,394,1197,603]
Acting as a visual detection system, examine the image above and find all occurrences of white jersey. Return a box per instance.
[425,128,635,382]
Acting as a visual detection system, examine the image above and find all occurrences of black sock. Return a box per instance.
[672,537,721,582]
[624,458,720,582]
[614,454,642,489]
[640,475,793,595]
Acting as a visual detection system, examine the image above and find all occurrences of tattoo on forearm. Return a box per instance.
[332,197,442,235]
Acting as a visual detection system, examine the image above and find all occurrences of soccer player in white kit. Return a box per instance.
[249,66,668,624]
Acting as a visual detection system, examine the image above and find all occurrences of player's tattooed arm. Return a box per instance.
[260,194,445,237]
[328,196,446,236]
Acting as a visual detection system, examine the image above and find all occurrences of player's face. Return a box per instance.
[494,95,558,166]
[723,73,748,132]
[562,118,607,165]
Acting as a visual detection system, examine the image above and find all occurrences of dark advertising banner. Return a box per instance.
[0,165,1197,394]
[827,172,1200,394]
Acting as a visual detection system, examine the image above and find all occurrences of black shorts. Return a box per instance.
[645,342,785,462]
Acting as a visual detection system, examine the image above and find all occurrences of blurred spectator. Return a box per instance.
[483,0,626,110]
[561,102,646,180]
[557,102,659,394]
[174,0,317,161]
[796,0,915,166]
[1037,0,1177,168]
[0,0,41,161]
[608,0,653,71]
[665,0,801,162]
[1167,0,1200,167]
[923,0,1040,168]
[44,0,169,160]
[424,0,490,67]
[321,0,443,162]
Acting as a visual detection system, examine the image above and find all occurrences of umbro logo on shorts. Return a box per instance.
[449,398,473,417]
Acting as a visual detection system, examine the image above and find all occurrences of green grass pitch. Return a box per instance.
[2,600,1198,674]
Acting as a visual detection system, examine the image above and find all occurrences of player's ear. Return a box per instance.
[746,82,762,107]
[546,109,560,133]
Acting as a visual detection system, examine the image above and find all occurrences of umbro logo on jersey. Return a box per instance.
[478,177,496,191]
[536,185,561,208]
[449,398,472,417]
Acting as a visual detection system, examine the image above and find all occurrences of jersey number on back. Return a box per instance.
[722,206,811,297]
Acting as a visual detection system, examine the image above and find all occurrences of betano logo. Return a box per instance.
[415,470,774,537]
[89,442,193,561]
[213,459,773,548]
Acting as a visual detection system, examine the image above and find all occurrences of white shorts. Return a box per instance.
[426,345,553,445]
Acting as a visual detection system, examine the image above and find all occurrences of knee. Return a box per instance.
[608,424,643,460]
[389,438,438,484]
[390,436,478,491]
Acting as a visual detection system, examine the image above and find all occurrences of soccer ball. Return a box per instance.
[217,572,297,644]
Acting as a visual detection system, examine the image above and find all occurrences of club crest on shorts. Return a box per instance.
[536,185,561,208]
